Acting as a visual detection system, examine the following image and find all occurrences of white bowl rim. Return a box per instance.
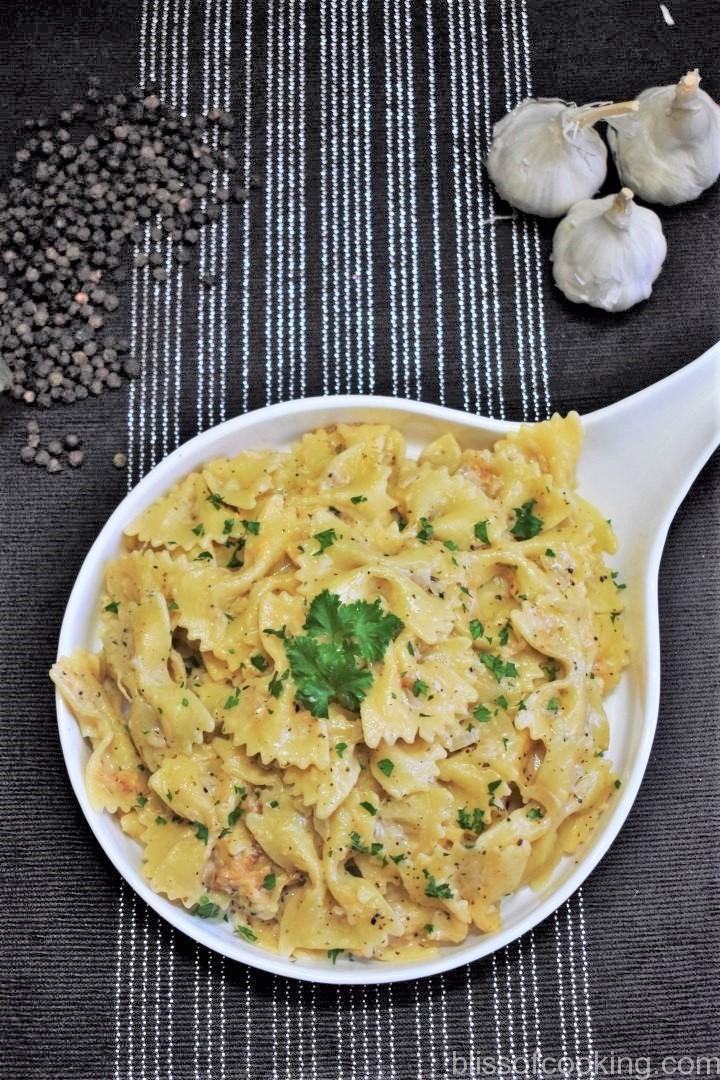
[55,393,664,986]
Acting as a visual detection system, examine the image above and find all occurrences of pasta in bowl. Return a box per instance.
[52,412,629,972]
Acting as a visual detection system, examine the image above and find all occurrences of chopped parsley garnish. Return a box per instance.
[264,626,287,640]
[262,873,276,891]
[423,869,454,899]
[444,539,458,551]
[424,924,435,934]
[194,822,209,844]
[478,653,518,682]
[250,654,268,672]
[396,514,408,532]
[227,543,244,568]
[457,806,485,834]
[327,949,344,964]
[168,600,179,611]
[547,697,560,713]
[227,804,244,827]
[360,801,377,816]
[488,779,502,796]
[268,669,289,698]
[614,779,622,789]
[498,623,511,647]
[335,742,348,758]
[224,688,240,709]
[269,799,279,808]
[473,704,492,724]
[192,523,205,536]
[136,793,148,807]
[527,807,544,820]
[407,641,415,656]
[191,896,221,919]
[474,520,490,545]
[242,519,260,536]
[155,816,167,825]
[235,925,257,943]
[496,695,508,709]
[181,697,189,707]
[194,551,213,561]
[350,494,367,504]
[206,491,224,509]
[377,758,395,777]
[469,619,484,640]
[390,853,406,865]
[416,517,434,543]
[312,528,337,556]
[105,600,120,614]
[223,518,235,534]
[510,500,543,540]
[412,679,429,698]
[284,591,402,718]
[610,609,622,624]
[611,571,627,591]
[545,548,556,557]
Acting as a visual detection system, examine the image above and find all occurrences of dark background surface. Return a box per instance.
[0,2,718,1078]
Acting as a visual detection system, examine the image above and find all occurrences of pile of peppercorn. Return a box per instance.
[0,78,249,411]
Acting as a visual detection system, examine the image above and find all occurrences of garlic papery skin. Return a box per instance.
[607,70,720,205]
[551,188,667,312]
[487,98,639,218]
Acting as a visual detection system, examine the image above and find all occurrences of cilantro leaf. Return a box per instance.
[423,869,454,899]
[416,517,434,543]
[250,654,268,672]
[285,636,373,718]
[457,807,485,834]
[105,600,120,614]
[191,896,221,919]
[335,742,348,758]
[268,669,288,698]
[303,590,403,663]
[242,519,261,536]
[469,619,484,640]
[377,758,394,777]
[474,520,490,545]
[194,822,209,844]
[478,654,518,682]
[235,924,257,943]
[510,500,543,540]
[206,491,225,510]
[312,528,337,556]
[473,704,492,724]
[350,494,367,504]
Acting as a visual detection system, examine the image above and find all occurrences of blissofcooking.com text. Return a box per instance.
[450,1052,720,1077]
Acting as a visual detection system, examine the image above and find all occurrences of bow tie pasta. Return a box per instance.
[51,417,628,963]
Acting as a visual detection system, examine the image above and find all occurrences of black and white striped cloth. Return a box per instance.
[1,2,718,1078]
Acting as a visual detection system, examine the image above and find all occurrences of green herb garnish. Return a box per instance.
[510,500,543,540]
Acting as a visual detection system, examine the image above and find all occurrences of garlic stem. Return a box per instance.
[676,68,701,99]
[604,187,634,227]
[575,100,639,127]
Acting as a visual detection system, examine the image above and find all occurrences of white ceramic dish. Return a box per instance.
[55,343,720,985]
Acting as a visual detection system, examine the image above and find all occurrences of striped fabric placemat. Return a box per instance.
[1,2,717,1078]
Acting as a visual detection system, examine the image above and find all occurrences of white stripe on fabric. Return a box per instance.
[382,0,400,396]
[459,0,495,417]
[206,949,214,1077]
[264,0,275,404]
[245,967,253,1080]
[193,941,200,1080]
[273,0,287,402]
[127,891,138,1080]
[503,948,517,1074]
[565,901,583,1062]
[402,0,422,398]
[219,955,227,1080]
[297,0,308,397]
[424,0,446,404]
[195,0,210,429]
[335,986,344,1080]
[328,0,343,393]
[319,0,330,394]
[360,0,375,393]
[153,918,162,1080]
[553,910,571,1076]
[309,981,319,1080]
[496,0,529,420]
[474,0,505,419]
[389,0,412,396]
[516,939,531,1064]
[445,0,471,412]
[339,0,354,390]
[113,881,126,1080]
[240,0,252,411]
[454,0,483,414]
[350,0,365,393]
[412,980,424,1080]
[491,952,504,1068]
[140,905,149,1080]
[285,0,298,399]
[576,890,596,1070]
[528,929,544,1068]
[360,984,370,1080]
[465,966,477,1077]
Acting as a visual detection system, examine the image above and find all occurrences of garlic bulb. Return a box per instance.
[487,98,639,218]
[551,188,666,312]
[607,70,720,205]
